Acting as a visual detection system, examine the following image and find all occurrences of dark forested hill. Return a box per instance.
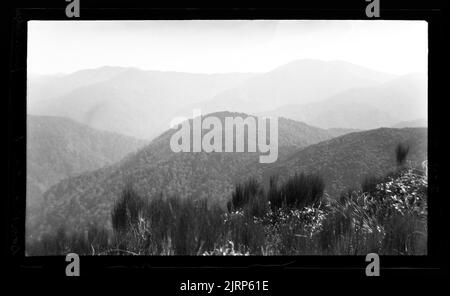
[265,127,427,197]
[26,115,146,235]
[34,113,337,237]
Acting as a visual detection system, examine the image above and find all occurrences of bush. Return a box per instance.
[269,173,325,210]
[26,223,111,256]
[111,184,146,233]
[227,178,268,218]
[228,178,262,210]
[320,168,428,255]
[222,211,266,254]
[319,192,384,255]
[395,143,410,166]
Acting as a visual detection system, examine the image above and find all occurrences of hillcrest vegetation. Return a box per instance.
[27,143,427,256]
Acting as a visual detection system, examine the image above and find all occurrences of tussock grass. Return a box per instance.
[27,165,427,256]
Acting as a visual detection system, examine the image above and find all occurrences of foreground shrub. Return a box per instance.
[269,173,325,210]
[395,143,410,167]
[319,193,385,255]
[111,184,146,233]
[320,168,427,255]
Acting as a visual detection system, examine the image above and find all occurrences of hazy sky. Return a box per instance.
[28,20,428,75]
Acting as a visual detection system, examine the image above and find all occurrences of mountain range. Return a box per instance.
[28,67,255,139]
[26,60,428,242]
[262,73,427,129]
[28,59,421,140]
[176,60,396,117]
[30,112,427,239]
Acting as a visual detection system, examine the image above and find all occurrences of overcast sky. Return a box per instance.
[28,20,428,76]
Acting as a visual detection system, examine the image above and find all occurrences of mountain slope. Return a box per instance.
[178,59,396,117]
[392,118,427,128]
[28,68,255,139]
[35,112,337,237]
[265,128,427,197]
[28,66,132,107]
[27,115,146,208]
[264,73,426,129]
[28,60,397,139]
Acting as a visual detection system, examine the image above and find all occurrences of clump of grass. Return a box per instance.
[111,184,146,234]
[227,178,267,217]
[268,173,325,210]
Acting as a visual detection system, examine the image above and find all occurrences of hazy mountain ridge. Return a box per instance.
[29,68,256,139]
[176,59,396,117]
[28,60,398,139]
[28,66,133,107]
[392,118,427,128]
[326,127,362,137]
[263,73,427,129]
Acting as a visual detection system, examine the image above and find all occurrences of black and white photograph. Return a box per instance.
[25,20,428,256]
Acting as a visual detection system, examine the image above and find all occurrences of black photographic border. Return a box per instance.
[5,0,448,281]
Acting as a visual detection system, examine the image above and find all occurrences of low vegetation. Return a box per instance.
[27,144,427,256]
